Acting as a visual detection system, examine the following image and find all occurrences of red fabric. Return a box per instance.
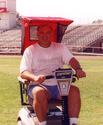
[0,8,8,13]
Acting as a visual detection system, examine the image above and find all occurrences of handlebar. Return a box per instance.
[45,74,77,83]
[45,75,54,79]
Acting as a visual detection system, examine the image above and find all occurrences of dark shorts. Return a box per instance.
[28,84,59,99]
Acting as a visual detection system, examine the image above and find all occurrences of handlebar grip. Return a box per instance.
[45,75,54,79]
[72,74,77,82]
[73,74,77,77]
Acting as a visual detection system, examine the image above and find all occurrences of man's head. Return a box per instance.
[37,25,53,48]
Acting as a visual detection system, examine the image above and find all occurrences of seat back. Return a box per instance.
[18,76,30,105]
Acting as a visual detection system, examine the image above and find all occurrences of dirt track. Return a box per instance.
[0,55,103,60]
[75,55,103,60]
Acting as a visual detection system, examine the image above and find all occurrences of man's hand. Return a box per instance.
[33,75,46,84]
[76,69,86,80]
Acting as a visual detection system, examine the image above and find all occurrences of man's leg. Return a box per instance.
[68,85,81,125]
[32,86,51,124]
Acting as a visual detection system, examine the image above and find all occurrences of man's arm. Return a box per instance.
[69,57,86,79]
[21,70,45,84]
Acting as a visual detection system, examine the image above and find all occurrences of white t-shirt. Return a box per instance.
[20,42,73,86]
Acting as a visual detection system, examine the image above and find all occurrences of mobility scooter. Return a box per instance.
[17,17,75,125]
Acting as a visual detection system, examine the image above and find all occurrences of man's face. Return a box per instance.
[37,25,53,45]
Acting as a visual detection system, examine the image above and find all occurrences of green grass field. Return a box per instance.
[0,55,103,125]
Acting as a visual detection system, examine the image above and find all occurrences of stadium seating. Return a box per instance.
[0,24,103,55]
[0,27,21,54]
[62,24,103,53]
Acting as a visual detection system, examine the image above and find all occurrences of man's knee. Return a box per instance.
[32,87,48,101]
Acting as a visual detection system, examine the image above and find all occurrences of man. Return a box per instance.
[20,24,86,125]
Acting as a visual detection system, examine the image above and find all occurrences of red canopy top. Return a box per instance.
[22,16,73,25]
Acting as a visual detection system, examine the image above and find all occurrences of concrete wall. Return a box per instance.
[0,13,9,29]
[0,0,16,30]
[0,12,16,30]
[9,12,16,28]
[6,0,16,12]
[0,0,6,8]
